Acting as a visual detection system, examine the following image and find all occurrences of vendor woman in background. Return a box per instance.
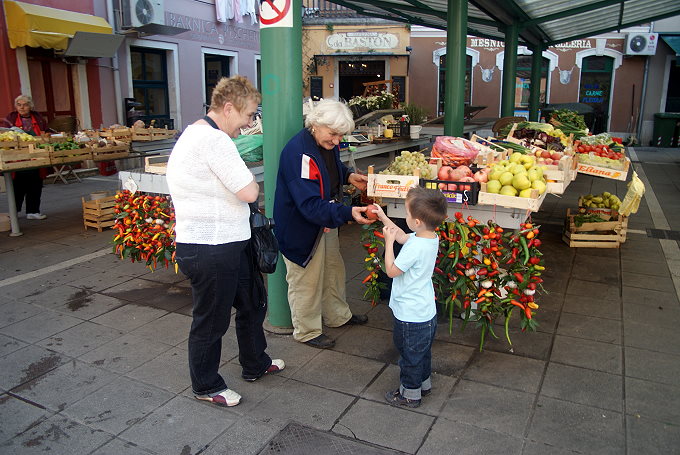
[166,76,284,407]
[5,95,48,220]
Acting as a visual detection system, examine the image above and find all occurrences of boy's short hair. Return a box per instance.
[406,186,448,230]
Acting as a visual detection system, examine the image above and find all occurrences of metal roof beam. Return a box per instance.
[521,0,627,26]
[545,9,680,46]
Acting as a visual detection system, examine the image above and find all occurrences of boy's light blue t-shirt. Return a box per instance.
[389,233,439,323]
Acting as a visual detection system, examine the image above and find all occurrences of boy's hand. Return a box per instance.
[371,204,387,221]
[383,225,398,242]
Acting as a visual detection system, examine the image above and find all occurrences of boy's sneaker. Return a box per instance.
[195,388,241,407]
[384,389,421,408]
[242,359,285,382]
[26,213,47,220]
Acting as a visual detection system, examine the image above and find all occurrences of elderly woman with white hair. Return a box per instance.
[5,95,48,220]
[274,99,373,349]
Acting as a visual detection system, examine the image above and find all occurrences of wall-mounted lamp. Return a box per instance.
[406,46,413,52]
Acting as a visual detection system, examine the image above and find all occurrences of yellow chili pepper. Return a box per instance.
[527,302,539,309]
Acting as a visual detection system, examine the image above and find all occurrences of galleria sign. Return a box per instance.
[327,32,398,50]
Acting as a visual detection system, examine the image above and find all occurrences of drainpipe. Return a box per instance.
[635,55,649,143]
[106,0,124,125]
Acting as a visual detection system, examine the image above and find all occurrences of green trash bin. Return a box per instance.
[652,113,680,147]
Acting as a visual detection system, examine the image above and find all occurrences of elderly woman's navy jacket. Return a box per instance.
[273,128,353,267]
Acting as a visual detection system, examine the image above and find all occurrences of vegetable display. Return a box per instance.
[379,150,433,178]
[112,190,177,271]
[484,153,547,197]
[580,192,621,211]
[361,214,544,349]
[548,109,589,139]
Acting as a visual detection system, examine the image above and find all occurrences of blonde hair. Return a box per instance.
[210,75,261,113]
[15,94,34,109]
[305,99,354,135]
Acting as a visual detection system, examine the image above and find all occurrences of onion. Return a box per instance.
[506,281,517,289]
[524,289,536,296]
[481,280,493,288]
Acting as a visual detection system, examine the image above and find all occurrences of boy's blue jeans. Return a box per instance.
[392,314,437,400]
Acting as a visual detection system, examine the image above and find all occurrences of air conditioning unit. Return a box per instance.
[122,0,165,28]
[625,33,658,56]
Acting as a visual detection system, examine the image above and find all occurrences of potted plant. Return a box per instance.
[402,103,427,138]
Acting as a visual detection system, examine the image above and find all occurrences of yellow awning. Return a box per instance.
[4,0,113,50]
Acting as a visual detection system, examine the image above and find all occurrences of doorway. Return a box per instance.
[204,54,231,109]
[26,47,76,123]
[130,46,170,126]
[579,56,613,134]
[338,60,385,102]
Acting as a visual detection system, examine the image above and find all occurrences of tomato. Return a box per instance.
[578,146,585,153]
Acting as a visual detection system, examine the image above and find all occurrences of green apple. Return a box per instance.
[499,171,514,186]
[519,188,534,198]
[509,152,523,163]
[486,179,502,193]
[527,169,541,182]
[531,180,547,194]
[500,185,518,196]
[512,174,531,191]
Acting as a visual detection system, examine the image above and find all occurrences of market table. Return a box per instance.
[117,136,434,195]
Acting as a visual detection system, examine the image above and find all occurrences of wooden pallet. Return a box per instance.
[82,195,116,232]
[99,128,132,142]
[0,145,51,171]
[131,127,177,141]
[90,144,130,161]
[563,208,628,248]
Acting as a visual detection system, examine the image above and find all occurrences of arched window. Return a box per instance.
[515,55,549,110]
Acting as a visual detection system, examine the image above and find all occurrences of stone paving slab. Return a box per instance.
[625,377,680,425]
[626,415,680,455]
[556,312,622,344]
[0,345,67,390]
[562,294,621,320]
[125,347,189,394]
[89,437,158,455]
[0,413,113,455]
[11,359,118,413]
[624,346,680,387]
[540,362,623,412]
[0,394,50,445]
[119,395,237,454]
[335,398,434,453]
[440,380,534,438]
[0,301,44,328]
[417,419,523,455]
[462,350,545,394]
[550,335,622,374]
[62,375,174,435]
[78,333,173,374]
[527,396,624,454]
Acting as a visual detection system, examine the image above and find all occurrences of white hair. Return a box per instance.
[15,94,34,109]
[304,98,354,134]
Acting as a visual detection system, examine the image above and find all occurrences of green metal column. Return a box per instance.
[443,0,467,136]
[501,23,519,117]
[528,44,543,121]
[260,0,302,329]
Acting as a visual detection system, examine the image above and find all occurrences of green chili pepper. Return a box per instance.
[519,236,530,265]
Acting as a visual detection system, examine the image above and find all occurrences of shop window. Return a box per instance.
[579,56,613,134]
[204,54,231,108]
[26,47,75,122]
[665,60,680,112]
[514,56,549,110]
[392,76,406,103]
[338,60,385,102]
[130,47,170,125]
[438,54,472,116]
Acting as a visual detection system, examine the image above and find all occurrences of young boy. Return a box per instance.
[373,186,448,408]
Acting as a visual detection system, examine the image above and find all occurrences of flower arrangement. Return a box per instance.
[349,90,396,111]
[112,190,177,271]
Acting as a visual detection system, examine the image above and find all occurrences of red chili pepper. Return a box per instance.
[529,257,541,265]
[510,300,525,310]
[456,270,465,276]
[525,307,533,319]
[532,239,542,247]
[477,268,488,276]
[474,296,487,304]
[434,267,444,275]
[531,277,543,283]
[373,231,384,238]
[527,282,537,290]
[513,272,524,283]
[488,270,499,277]
[362,273,373,283]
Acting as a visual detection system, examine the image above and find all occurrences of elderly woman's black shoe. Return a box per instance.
[304,334,335,349]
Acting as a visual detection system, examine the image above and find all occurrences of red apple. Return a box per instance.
[540,150,551,159]
[438,166,454,180]
[364,204,379,221]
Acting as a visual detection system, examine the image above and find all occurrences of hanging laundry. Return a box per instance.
[245,0,257,25]
[215,0,228,22]
[233,0,243,23]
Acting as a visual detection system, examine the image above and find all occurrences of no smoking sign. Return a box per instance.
[259,0,292,28]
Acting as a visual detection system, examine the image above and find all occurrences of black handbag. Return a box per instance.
[249,202,279,274]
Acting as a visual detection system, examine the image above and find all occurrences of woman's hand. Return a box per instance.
[348,172,368,191]
[351,206,373,225]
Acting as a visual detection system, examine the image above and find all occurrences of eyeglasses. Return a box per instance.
[16,103,30,107]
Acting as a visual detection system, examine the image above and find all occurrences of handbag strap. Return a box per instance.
[203,115,219,130]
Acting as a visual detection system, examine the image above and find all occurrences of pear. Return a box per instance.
[512,174,532,191]
[486,179,502,193]
[532,180,547,194]
[519,188,534,198]
[500,185,518,196]
[499,171,514,186]
[509,152,523,164]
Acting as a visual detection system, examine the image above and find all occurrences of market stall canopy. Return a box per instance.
[4,0,121,56]
[330,0,680,46]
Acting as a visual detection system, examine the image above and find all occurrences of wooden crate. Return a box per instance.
[544,156,577,195]
[50,146,92,165]
[90,144,130,161]
[576,156,630,181]
[477,182,546,212]
[82,195,116,232]
[0,144,51,171]
[144,155,169,174]
[99,128,132,142]
[562,208,628,248]
[131,127,177,141]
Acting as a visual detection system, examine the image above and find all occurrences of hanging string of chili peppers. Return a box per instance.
[360,222,386,306]
[112,190,177,272]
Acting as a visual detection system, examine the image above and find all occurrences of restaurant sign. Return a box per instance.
[326,32,398,50]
